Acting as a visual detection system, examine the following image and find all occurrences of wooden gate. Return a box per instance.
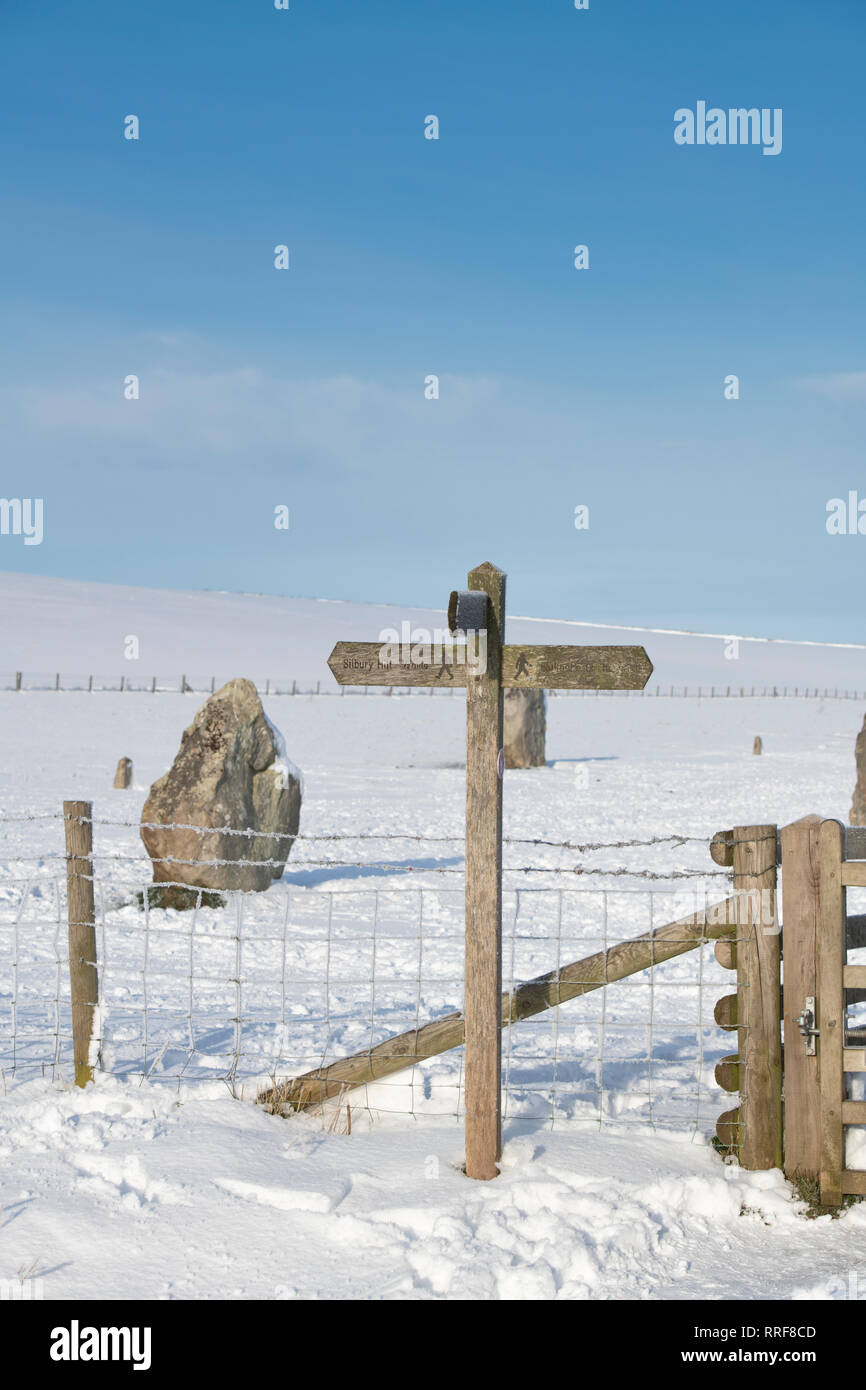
[782,817,866,1205]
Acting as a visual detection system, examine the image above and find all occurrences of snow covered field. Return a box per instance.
[3,569,866,692]
[2,576,866,1300]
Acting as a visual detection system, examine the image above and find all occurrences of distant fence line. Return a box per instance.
[1,673,864,701]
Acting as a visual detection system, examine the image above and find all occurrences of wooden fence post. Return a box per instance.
[780,815,823,1182]
[732,824,782,1169]
[464,563,505,1180]
[819,819,845,1206]
[63,800,99,1087]
[710,830,740,1149]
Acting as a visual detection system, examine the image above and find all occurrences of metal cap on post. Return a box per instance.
[448,589,490,636]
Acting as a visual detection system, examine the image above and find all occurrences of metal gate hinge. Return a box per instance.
[796,996,819,1056]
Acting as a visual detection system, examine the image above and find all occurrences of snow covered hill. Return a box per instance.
[2,570,866,692]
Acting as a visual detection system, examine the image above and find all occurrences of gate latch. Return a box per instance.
[796,997,819,1056]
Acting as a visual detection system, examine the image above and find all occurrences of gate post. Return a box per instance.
[818,819,845,1207]
[711,826,782,1167]
[733,824,782,1169]
[780,815,823,1182]
[714,826,782,1168]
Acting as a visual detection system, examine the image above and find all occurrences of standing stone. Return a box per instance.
[753,736,763,756]
[504,688,546,769]
[851,716,866,825]
[113,757,133,789]
[140,678,302,894]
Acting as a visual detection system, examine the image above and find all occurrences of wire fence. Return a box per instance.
[0,811,743,1137]
[1,673,863,701]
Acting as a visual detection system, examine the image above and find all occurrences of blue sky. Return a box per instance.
[1,0,865,640]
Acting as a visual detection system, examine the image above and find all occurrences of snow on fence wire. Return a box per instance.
[0,808,759,1142]
[1,673,863,700]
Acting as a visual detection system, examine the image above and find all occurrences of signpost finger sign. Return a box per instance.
[328,560,653,1180]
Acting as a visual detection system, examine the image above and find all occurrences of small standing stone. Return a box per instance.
[504,688,546,769]
[753,737,763,756]
[851,716,866,825]
[113,757,133,789]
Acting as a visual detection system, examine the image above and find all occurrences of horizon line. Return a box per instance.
[2,568,866,654]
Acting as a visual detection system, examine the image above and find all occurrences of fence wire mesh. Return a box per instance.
[0,812,745,1140]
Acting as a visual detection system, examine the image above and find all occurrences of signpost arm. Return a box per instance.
[464,561,505,1179]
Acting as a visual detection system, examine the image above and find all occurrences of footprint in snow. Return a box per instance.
[214,1178,340,1214]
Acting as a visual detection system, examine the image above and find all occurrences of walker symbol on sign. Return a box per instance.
[327,561,653,1181]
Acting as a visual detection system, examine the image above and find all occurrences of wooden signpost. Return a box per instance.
[328,561,653,1179]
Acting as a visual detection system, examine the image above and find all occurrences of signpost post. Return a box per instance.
[328,561,653,1179]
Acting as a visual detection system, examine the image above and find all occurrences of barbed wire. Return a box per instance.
[0,814,741,881]
[0,811,64,824]
[0,812,742,853]
[0,856,733,881]
[0,856,761,882]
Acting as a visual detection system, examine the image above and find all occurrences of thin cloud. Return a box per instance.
[796,371,866,400]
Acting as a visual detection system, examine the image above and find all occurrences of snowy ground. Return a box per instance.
[4,1076,866,1303]
[2,579,866,1299]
